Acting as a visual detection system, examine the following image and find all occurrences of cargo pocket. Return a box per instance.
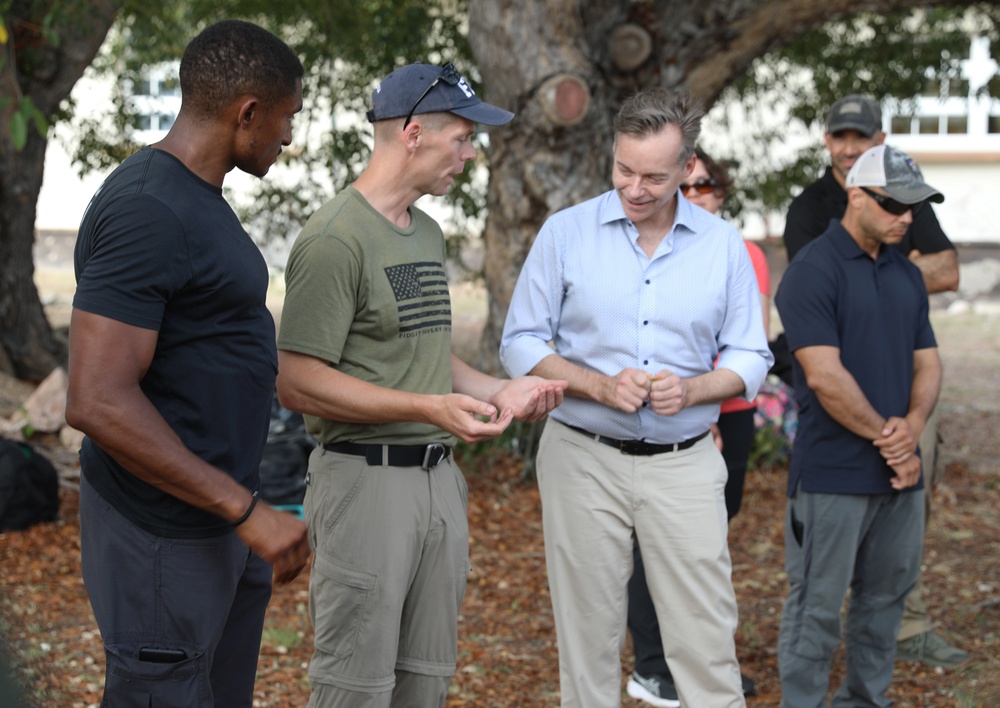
[103,641,206,707]
[311,552,377,660]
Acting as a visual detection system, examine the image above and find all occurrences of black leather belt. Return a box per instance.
[321,441,451,470]
[566,424,709,456]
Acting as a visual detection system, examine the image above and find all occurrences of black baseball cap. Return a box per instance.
[827,94,882,137]
[366,62,514,126]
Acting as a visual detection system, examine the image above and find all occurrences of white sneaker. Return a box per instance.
[626,671,680,708]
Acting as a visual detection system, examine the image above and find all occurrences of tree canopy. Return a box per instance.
[2,0,999,379]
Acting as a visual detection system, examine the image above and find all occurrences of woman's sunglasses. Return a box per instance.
[680,178,719,195]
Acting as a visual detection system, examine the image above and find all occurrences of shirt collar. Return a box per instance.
[828,219,892,264]
[597,188,697,237]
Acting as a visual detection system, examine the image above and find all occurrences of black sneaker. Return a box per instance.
[626,671,680,708]
[741,672,757,696]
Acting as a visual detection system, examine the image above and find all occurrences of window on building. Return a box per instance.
[129,64,181,137]
[891,115,914,134]
[883,36,997,140]
[918,116,940,134]
[946,115,968,133]
[159,77,180,97]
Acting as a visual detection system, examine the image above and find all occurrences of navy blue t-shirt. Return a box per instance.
[74,147,278,538]
[775,220,936,496]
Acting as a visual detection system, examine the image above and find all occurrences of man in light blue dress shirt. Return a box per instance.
[500,88,772,707]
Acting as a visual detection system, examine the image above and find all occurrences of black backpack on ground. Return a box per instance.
[0,438,60,531]
[258,395,315,507]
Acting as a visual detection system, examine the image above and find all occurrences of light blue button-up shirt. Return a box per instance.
[500,189,773,444]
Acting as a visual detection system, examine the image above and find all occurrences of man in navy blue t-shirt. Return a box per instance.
[67,21,311,707]
[775,145,943,706]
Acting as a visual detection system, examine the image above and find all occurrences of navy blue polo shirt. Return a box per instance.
[775,219,936,496]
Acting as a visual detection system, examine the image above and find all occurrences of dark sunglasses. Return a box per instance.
[403,62,462,129]
[859,187,924,216]
[680,178,719,195]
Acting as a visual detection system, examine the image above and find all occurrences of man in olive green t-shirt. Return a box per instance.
[276,61,566,708]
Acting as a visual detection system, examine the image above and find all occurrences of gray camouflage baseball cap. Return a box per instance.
[846,145,944,204]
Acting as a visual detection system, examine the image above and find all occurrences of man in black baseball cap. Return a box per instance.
[826,93,882,136]
[784,94,957,292]
[276,62,564,707]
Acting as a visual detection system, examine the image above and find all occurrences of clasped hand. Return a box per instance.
[436,377,567,445]
[606,368,685,416]
[875,415,923,490]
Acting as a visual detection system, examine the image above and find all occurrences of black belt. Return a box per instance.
[566,424,709,456]
[321,441,451,470]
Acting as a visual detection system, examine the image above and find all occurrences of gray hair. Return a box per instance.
[613,88,704,166]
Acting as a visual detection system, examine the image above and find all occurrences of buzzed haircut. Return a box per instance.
[179,19,304,119]
[613,88,704,166]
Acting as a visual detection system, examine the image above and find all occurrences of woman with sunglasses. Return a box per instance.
[626,148,768,707]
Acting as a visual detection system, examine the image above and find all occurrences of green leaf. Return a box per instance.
[21,97,48,137]
[11,111,27,150]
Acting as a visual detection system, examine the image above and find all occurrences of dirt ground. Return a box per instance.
[1,265,999,706]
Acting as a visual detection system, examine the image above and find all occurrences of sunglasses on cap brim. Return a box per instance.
[403,62,462,129]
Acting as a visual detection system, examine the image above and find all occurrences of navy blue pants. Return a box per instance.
[80,474,272,707]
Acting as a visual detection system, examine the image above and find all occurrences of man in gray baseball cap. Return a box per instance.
[782,97,967,671]
[775,142,946,704]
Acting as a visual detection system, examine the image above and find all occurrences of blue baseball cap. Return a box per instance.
[366,62,514,126]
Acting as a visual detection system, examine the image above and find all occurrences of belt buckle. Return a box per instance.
[619,440,642,455]
[422,443,446,470]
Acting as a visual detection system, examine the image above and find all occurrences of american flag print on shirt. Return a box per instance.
[384,261,452,335]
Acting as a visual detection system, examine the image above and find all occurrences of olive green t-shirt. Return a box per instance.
[278,187,454,445]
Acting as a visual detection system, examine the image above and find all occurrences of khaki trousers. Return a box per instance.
[898,405,942,640]
[537,420,745,708]
[303,448,469,708]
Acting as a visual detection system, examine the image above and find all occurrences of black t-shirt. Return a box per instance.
[783,167,955,263]
[74,147,278,538]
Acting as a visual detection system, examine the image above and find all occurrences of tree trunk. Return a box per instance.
[0,2,122,382]
[0,129,58,381]
[469,0,983,374]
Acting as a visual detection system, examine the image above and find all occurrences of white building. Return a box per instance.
[36,37,1000,249]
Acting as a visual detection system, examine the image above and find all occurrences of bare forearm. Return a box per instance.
[66,309,254,522]
[907,348,942,430]
[277,350,435,426]
[529,353,608,402]
[67,385,252,522]
[681,368,746,407]
[451,353,503,402]
[808,368,886,440]
[910,249,959,294]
